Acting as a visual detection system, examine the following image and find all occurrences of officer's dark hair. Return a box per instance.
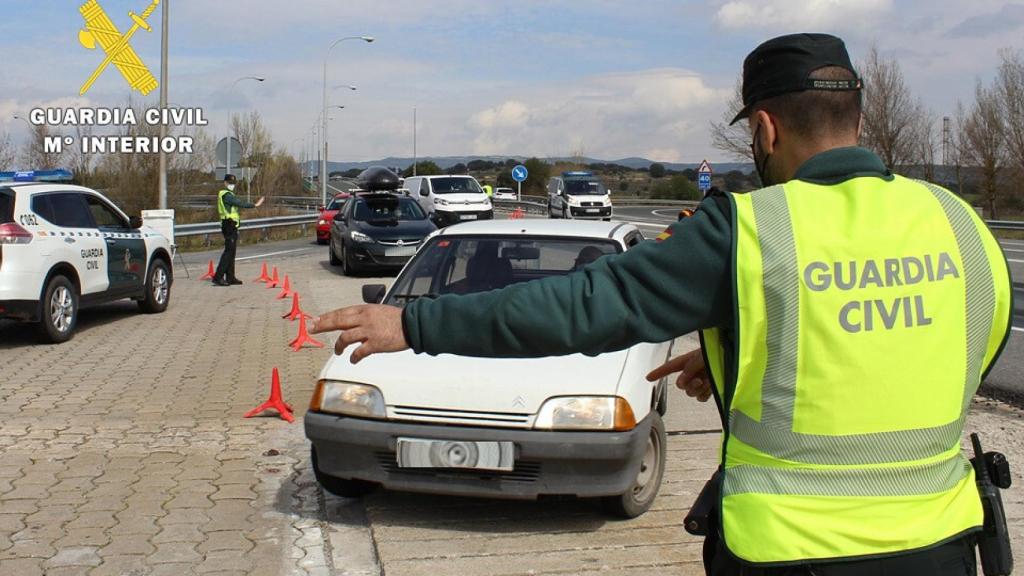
[752,66,862,139]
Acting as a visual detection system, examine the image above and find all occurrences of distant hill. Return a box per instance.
[305,155,754,175]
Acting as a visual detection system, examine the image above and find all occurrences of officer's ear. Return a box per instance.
[752,109,778,156]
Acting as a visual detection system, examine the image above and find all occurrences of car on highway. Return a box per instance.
[306,220,671,518]
[0,182,173,343]
[405,175,494,227]
[316,193,352,245]
[548,171,613,221]
[493,187,516,201]
[328,192,436,276]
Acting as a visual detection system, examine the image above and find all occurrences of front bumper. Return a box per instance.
[316,225,331,240]
[435,209,494,227]
[348,242,419,269]
[569,206,612,219]
[305,411,652,499]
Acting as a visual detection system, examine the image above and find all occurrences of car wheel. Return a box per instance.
[138,259,171,314]
[311,447,377,498]
[329,242,341,266]
[38,275,78,344]
[316,237,329,246]
[602,412,666,519]
[657,381,668,417]
[603,217,612,222]
[562,206,569,220]
[342,243,360,276]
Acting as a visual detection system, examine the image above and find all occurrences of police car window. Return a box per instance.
[0,190,13,223]
[31,195,55,224]
[46,193,95,228]
[85,195,127,228]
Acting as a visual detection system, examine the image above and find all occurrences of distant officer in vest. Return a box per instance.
[482,182,493,198]
[214,174,264,287]
[311,33,1012,575]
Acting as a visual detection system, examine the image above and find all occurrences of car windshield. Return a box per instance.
[327,197,347,211]
[564,180,604,195]
[429,177,483,195]
[352,197,426,222]
[0,189,12,223]
[385,236,620,306]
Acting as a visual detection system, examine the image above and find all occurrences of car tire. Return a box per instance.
[602,411,666,519]
[562,206,569,220]
[311,447,377,499]
[316,237,329,246]
[341,243,360,276]
[657,381,668,417]
[138,259,171,314]
[329,242,342,266]
[38,275,78,344]
[603,217,612,222]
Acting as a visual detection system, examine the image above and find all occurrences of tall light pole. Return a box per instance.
[157,0,169,209]
[324,105,345,187]
[321,35,373,207]
[412,106,417,177]
[225,76,264,180]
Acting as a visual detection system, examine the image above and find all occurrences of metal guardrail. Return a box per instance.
[175,214,319,238]
[987,220,1024,231]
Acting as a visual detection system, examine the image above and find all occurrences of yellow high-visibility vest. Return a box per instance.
[217,189,240,224]
[701,175,1011,564]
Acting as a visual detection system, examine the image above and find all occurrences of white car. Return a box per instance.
[0,182,173,343]
[305,220,672,518]
[404,175,494,227]
[548,171,613,221]
[493,187,517,201]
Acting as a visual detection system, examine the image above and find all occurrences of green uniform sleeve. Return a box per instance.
[221,192,255,209]
[402,196,734,358]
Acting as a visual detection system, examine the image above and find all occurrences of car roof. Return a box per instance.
[4,183,99,195]
[436,219,638,241]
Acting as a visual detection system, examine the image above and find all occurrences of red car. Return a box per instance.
[317,193,351,244]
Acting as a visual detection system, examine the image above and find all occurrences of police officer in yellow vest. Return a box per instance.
[482,182,494,198]
[310,33,1013,575]
[213,174,264,286]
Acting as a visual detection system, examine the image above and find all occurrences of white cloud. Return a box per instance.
[714,0,894,31]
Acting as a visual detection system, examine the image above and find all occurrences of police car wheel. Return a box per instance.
[310,447,377,498]
[38,275,78,344]
[602,411,665,519]
[138,259,171,314]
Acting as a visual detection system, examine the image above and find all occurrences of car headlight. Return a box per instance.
[350,231,373,243]
[435,198,450,207]
[566,196,580,206]
[603,195,612,206]
[319,219,327,226]
[310,380,386,419]
[534,396,636,431]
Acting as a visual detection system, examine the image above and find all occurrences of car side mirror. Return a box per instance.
[129,216,142,229]
[362,284,386,304]
[333,212,345,222]
[419,189,429,197]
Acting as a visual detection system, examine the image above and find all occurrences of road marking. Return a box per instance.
[237,248,312,262]
[1008,259,1024,264]
[1013,327,1024,333]
[1002,248,1024,253]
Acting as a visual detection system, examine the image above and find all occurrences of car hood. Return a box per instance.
[434,193,490,206]
[319,348,630,415]
[352,219,436,241]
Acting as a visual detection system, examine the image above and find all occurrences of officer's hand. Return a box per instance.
[255,197,266,208]
[646,348,712,402]
[311,305,408,363]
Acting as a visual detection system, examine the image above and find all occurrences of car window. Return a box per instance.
[327,197,348,211]
[85,195,127,229]
[353,197,426,222]
[31,194,54,224]
[0,189,13,223]
[427,177,482,195]
[45,193,95,228]
[385,237,620,306]
[565,180,604,195]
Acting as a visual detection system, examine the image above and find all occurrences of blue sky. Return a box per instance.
[1,0,1022,164]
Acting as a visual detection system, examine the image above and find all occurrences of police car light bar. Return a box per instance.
[562,171,594,178]
[0,169,74,183]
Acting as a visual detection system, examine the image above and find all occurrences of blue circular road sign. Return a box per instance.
[512,164,529,183]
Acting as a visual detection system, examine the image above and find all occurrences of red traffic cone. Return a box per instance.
[289,314,324,351]
[267,267,280,289]
[276,275,292,300]
[243,368,294,423]
[254,262,272,283]
[283,292,312,321]
[199,260,216,280]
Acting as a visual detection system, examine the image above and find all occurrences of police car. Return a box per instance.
[0,178,174,343]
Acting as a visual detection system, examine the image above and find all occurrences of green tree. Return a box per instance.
[650,174,700,201]
[402,160,442,177]
[649,162,666,178]
[522,157,551,195]
[447,162,468,175]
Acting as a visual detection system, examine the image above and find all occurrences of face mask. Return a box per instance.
[750,123,775,187]
[226,184,236,192]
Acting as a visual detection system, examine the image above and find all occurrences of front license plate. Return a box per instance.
[586,208,600,213]
[384,246,416,257]
[396,438,515,471]
[460,214,478,220]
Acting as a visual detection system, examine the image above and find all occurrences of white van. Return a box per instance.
[548,171,613,221]
[404,175,493,227]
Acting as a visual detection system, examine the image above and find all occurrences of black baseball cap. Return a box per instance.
[224,174,237,184]
[730,33,862,125]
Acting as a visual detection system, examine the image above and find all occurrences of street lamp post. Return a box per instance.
[321,35,373,207]
[324,106,345,186]
[226,76,265,183]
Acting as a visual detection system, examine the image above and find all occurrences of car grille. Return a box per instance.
[581,201,603,207]
[374,452,542,483]
[377,238,422,246]
[390,405,531,427]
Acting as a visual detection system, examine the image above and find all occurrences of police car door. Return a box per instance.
[34,192,109,296]
[84,194,146,295]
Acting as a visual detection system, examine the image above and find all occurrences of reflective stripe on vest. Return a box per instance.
[701,175,1011,564]
[218,189,240,223]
